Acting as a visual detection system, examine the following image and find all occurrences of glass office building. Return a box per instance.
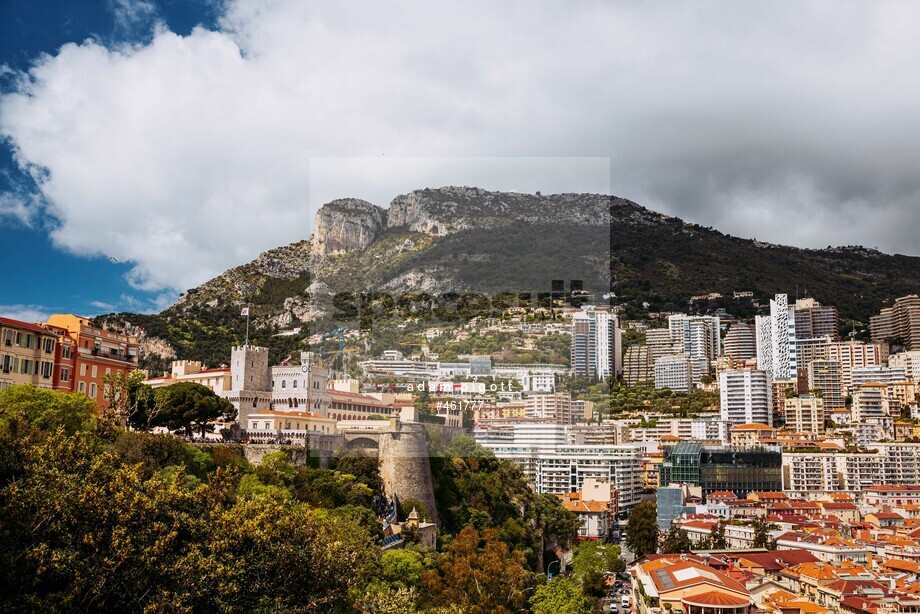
[659,441,782,498]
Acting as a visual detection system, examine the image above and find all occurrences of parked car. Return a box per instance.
[621,594,631,609]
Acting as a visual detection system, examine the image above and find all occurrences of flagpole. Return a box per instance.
[245,305,250,346]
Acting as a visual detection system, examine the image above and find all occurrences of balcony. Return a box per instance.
[88,347,137,363]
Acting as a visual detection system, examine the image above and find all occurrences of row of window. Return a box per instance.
[0,355,54,378]
[275,379,323,390]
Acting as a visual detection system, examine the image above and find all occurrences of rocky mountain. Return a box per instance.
[97,186,920,370]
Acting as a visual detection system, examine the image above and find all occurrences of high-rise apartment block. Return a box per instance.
[851,366,909,389]
[755,294,796,379]
[851,382,889,423]
[571,308,622,381]
[645,328,677,362]
[668,314,720,385]
[807,360,844,410]
[623,345,654,385]
[871,295,920,350]
[828,340,886,393]
[720,369,772,426]
[793,298,840,340]
[784,395,825,435]
[723,323,756,360]
[655,355,693,393]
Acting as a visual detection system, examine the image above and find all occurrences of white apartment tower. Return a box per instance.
[655,355,693,393]
[571,308,622,381]
[755,294,797,380]
[719,369,773,427]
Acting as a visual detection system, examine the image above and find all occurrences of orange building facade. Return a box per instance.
[44,314,140,408]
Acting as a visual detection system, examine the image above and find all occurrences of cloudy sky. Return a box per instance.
[1,0,919,318]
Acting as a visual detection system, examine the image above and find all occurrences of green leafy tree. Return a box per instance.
[626,501,658,557]
[660,525,693,554]
[570,541,623,597]
[530,576,595,614]
[0,384,96,438]
[421,526,535,614]
[151,382,236,438]
[0,431,377,611]
[413,384,433,417]
[751,516,777,549]
[709,519,727,550]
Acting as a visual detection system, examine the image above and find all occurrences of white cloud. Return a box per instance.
[0,193,35,227]
[89,300,116,312]
[0,304,52,323]
[108,0,157,31]
[2,0,920,296]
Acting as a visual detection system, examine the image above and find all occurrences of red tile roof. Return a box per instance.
[0,317,56,335]
[682,591,751,607]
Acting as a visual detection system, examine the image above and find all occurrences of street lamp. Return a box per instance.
[547,559,561,579]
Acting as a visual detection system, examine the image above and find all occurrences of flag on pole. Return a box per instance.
[241,307,250,316]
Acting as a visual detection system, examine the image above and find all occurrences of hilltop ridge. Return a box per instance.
[97,186,920,371]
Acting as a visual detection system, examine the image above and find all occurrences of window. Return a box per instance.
[1,355,10,373]
[2,330,12,347]
[105,367,111,375]
[91,365,97,378]
[79,382,86,393]
[281,380,286,388]
[80,364,87,376]
[41,361,52,379]
[20,359,31,375]
[61,368,70,382]
[292,380,298,388]
[62,345,71,359]
[90,383,97,398]
[43,338,54,354]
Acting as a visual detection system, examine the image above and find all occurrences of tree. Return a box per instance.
[751,516,777,549]
[413,384,433,417]
[0,384,96,439]
[660,525,693,554]
[530,576,594,614]
[151,382,236,438]
[421,526,535,613]
[570,541,623,597]
[0,431,377,611]
[709,519,727,550]
[626,501,658,557]
[536,492,582,554]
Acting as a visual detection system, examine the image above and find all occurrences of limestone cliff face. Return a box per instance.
[312,199,387,255]
[386,186,613,236]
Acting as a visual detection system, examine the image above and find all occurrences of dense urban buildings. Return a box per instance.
[1,314,139,409]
